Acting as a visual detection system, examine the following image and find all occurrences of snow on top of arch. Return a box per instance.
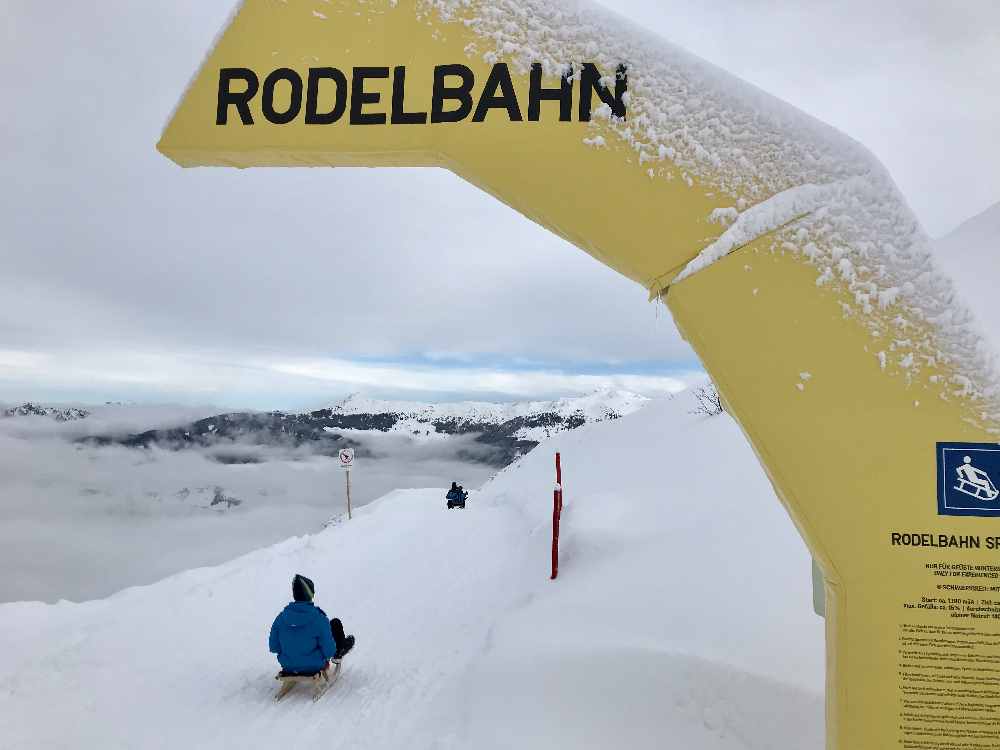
[421,0,872,198]
[416,0,1000,427]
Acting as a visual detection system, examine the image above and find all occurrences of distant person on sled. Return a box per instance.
[269,574,355,675]
[446,482,469,509]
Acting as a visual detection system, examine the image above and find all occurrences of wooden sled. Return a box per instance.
[274,659,342,702]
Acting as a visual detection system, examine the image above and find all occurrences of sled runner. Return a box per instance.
[274,659,342,702]
[954,461,1000,502]
[955,476,1000,501]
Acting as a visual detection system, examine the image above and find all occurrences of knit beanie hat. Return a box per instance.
[292,574,315,602]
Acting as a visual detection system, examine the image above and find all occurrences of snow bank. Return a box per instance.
[0,393,822,749]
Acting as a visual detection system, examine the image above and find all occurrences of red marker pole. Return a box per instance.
[551,452,563,580]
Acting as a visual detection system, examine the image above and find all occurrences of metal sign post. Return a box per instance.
[551,452,563,580]
[338,448,355,520]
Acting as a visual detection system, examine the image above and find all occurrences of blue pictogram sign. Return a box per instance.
[938,442,1000,517]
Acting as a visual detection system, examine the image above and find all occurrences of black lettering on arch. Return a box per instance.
[431,65,475,123]
[528,63,573,122]
[305,68,348,125]
[217,68,259,125]
[391,67,428,125]
[262,68,304,125]
[579,63,628,122]
[472,64,523,123]
[351,67,390,125]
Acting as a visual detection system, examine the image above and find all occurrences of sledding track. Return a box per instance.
[0,488,534,749]
[0,398,824,749]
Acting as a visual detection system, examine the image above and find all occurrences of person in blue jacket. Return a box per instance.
[446,482,468,509]
[269,574,355,675]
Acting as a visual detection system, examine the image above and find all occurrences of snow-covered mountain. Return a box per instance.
[89,389,651,466]
[2,402,90,422]
[935,202,1000,346]
[0,390,821,749]
[327,388,650,441]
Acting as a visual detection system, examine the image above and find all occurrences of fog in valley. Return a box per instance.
[0,408,496,603]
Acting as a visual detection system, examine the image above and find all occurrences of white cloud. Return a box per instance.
[0,350,48,374]
[3,0,997,406]
[270,358,697,399]
[0,420,498,603]
[0,346,698,409]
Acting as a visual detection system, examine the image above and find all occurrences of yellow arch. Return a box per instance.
[159,2,1000,747]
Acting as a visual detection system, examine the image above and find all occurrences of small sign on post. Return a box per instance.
[339,448,355,520]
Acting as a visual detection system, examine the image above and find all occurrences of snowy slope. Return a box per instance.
[332,388,649,422]
[0,394,822,750]
[329,388,650,441]
[935,202,1000,347]
[82,390,652,463]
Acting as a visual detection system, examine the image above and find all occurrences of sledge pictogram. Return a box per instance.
[938,443,1000,516]
[954,456,999,501]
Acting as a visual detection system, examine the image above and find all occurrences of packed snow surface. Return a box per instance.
[0,394,823,749]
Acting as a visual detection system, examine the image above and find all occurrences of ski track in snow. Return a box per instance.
[0,397,823,749]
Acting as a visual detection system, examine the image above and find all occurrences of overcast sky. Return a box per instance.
[3,0,998,409]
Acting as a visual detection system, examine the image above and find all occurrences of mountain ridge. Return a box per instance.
[79,389,653,467]
[2,403,90,422]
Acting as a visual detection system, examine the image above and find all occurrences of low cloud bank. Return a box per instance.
[0,413,496,603]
